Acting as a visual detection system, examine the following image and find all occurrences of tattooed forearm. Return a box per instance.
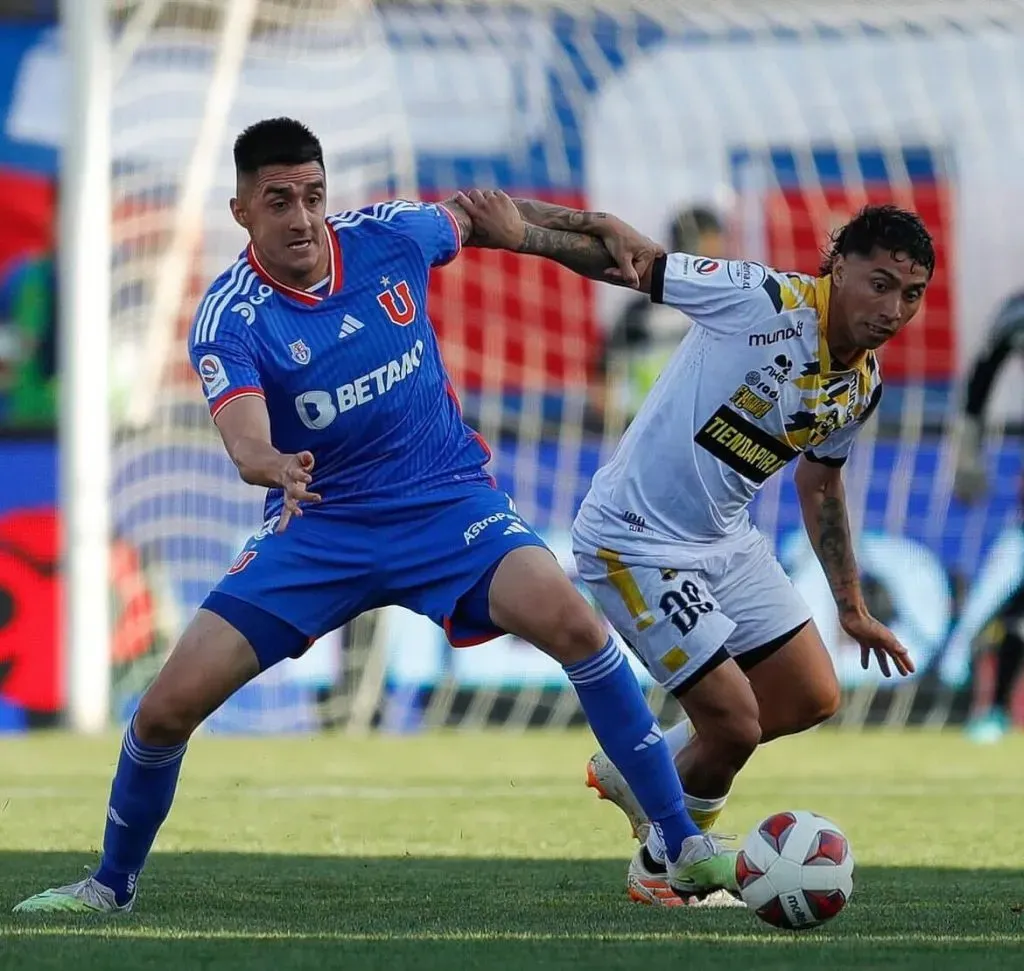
[512,198,609,235]
[517,224,616,280]
[817,497,861,612]
[803,487,866,618]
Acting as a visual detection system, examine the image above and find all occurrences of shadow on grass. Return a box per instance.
[1,853,1022,971]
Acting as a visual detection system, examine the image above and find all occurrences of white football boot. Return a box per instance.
[666,833,744,908]
[627,841,745,908]
[585,749,651,842]
[12,876,134,915]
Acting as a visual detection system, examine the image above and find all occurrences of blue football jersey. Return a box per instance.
[188,200,492,505]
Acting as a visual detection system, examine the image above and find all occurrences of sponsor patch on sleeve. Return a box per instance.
[726,260,768,290]
[198,353,230,399]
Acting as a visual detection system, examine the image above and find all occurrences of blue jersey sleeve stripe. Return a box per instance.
[193,260,246,345]
[328,201,423,232]
[206,267,257,344]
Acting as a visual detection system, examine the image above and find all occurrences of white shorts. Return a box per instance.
[573,530,812,692]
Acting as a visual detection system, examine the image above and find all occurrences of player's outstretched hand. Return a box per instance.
[595,219,663,290]
[452,189,527,251]
[275,450,321,533]
[840,611,915,678]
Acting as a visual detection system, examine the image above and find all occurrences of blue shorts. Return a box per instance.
[201,483,548,670]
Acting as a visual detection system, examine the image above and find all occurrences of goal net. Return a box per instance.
[97,0,1024,733]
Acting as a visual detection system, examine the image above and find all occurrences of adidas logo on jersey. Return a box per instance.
[464,511,527,544]
[338,314,365,339]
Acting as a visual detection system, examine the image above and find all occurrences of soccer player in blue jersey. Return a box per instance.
[14,118,738,915]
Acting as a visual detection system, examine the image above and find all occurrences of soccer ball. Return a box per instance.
[735,810,854,930]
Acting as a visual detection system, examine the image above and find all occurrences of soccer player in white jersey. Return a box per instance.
[462,195,935,906]
[583,205,935,905]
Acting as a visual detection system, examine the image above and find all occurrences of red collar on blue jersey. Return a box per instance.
[245,224,344,306]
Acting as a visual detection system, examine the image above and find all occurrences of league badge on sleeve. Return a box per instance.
[198,354,229,399]
[693,258,721,275]
[288,339,312,365]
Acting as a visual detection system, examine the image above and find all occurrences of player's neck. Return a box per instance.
[825,321,863,370]
[253,246,331,292]
[825,293,856,368]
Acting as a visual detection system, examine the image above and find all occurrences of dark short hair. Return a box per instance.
[233,117,324,176]
[669,206,723,252]
[820,204,935,277]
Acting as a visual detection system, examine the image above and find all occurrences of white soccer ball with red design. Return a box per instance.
[735,810,854,930]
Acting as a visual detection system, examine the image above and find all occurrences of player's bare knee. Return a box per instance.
[544,594,607,665]
[133,613,258,747]
[133,688,199,747]
[804,675,841,728]
[681,667,762,769]
[713,710,762,767]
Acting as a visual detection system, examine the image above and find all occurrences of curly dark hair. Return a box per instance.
[819,204,935,278]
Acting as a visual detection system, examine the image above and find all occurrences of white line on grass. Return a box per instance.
[6,782,1024,800]
[4,928,1023,944]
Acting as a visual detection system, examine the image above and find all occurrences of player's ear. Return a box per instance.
[230,197,249,231]
[831,255,846,288]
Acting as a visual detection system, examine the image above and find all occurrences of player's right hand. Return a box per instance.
[452,189,527,251]
[840,611,915,678]
[275,450,321,532]
[595,218,663,290]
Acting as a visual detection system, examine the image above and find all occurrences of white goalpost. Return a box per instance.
[61,0,112,734]
[62,0,1024,734]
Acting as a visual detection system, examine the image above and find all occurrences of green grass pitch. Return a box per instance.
[1,728,1022,970]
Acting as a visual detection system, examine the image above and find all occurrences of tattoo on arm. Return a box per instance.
[512,198,608,235]
[442,200,475,245]
[517,224,616,281]
[814,494,865,616]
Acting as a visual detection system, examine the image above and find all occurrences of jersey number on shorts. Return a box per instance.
[659,580,715,636]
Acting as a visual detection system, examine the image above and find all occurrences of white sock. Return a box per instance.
[645,827,667,865]
[663,718,695,759]
[645,791,729,865]
[684,792,729,833]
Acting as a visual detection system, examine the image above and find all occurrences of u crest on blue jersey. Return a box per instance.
[377,279,417,326]
[289,339,311,365]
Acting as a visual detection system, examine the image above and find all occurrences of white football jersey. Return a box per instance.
[573,253,883,558]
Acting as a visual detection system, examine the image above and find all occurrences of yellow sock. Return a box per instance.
[684,792,728,833]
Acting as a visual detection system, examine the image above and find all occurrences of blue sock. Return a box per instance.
[566,637,701,860]
[94,716,186,904]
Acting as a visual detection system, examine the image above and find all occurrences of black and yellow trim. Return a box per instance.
[649,254,667,304]
[695,405,800,483]
[596,548,656,631]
